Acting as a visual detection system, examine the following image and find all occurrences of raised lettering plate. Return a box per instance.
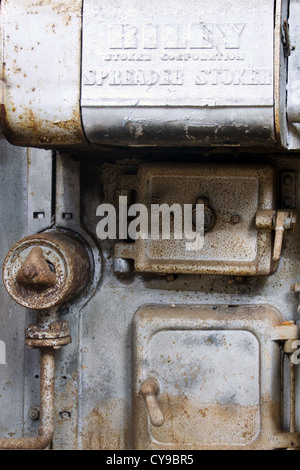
[81,0,276,146]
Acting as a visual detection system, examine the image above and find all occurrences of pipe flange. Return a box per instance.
[25,320,72,349]
[25,336,72,350]
[25,320,70,340]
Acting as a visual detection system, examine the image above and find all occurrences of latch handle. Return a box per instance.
[255,209,297,262]
[273,210,297,262]
[140,377,164,427]
[273,211,287,262]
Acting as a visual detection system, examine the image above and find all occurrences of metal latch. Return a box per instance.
[140,377,164,427]
[272,320,299,437]
[281,19,295,57]
[256,209,297,262]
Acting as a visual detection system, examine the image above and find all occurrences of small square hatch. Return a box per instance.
[115,163,276,276]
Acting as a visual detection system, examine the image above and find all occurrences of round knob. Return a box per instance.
[3,230,91,310]
[192,197,216,233]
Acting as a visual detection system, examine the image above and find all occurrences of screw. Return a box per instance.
[29,405,40,421]
[59,411,71,420]
[231,215,240,224]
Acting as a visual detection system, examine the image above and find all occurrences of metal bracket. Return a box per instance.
[281,19,295,57]
[256,209,297,262]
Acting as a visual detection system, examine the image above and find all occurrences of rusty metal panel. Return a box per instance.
[81,0,277,148]
[132,304,286,450]
[115,163,276,276]
[2,0,300,150]
[2,149,300,450]
[1,1,300,453]
[0,0,86,148]
[2,230,91,310]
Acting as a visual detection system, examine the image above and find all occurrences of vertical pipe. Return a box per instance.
[280,348,284,429]
[0,347,56,449]
[38,348,55,441]
[290,355,296,434]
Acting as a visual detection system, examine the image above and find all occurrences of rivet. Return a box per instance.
[59,411,71,420]
[29,405,40,421]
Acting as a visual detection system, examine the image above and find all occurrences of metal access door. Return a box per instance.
[132,304,298,450]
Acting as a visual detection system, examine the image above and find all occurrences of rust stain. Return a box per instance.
[16,108,85,146]
[279,321,294,326]
[134,392,282,450]
[26,0,82,16]
[81,400,130,450]
[152,394,260,446]
[1,0,85,147]
[2,104,86,147]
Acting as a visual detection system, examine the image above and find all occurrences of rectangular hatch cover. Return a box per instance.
[132,304,297,450]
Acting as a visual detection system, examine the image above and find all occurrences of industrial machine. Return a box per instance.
[1,0,300,450]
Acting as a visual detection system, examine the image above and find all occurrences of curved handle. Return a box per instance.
[140,377,164,427]
[273,211,286,262]
[273,210,297,262]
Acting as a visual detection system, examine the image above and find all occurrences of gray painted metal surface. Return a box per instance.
[1,148,300,449]
[1,0,300,452]
[0,0,86,148]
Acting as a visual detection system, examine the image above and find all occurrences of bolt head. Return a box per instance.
[29,406,40,421]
